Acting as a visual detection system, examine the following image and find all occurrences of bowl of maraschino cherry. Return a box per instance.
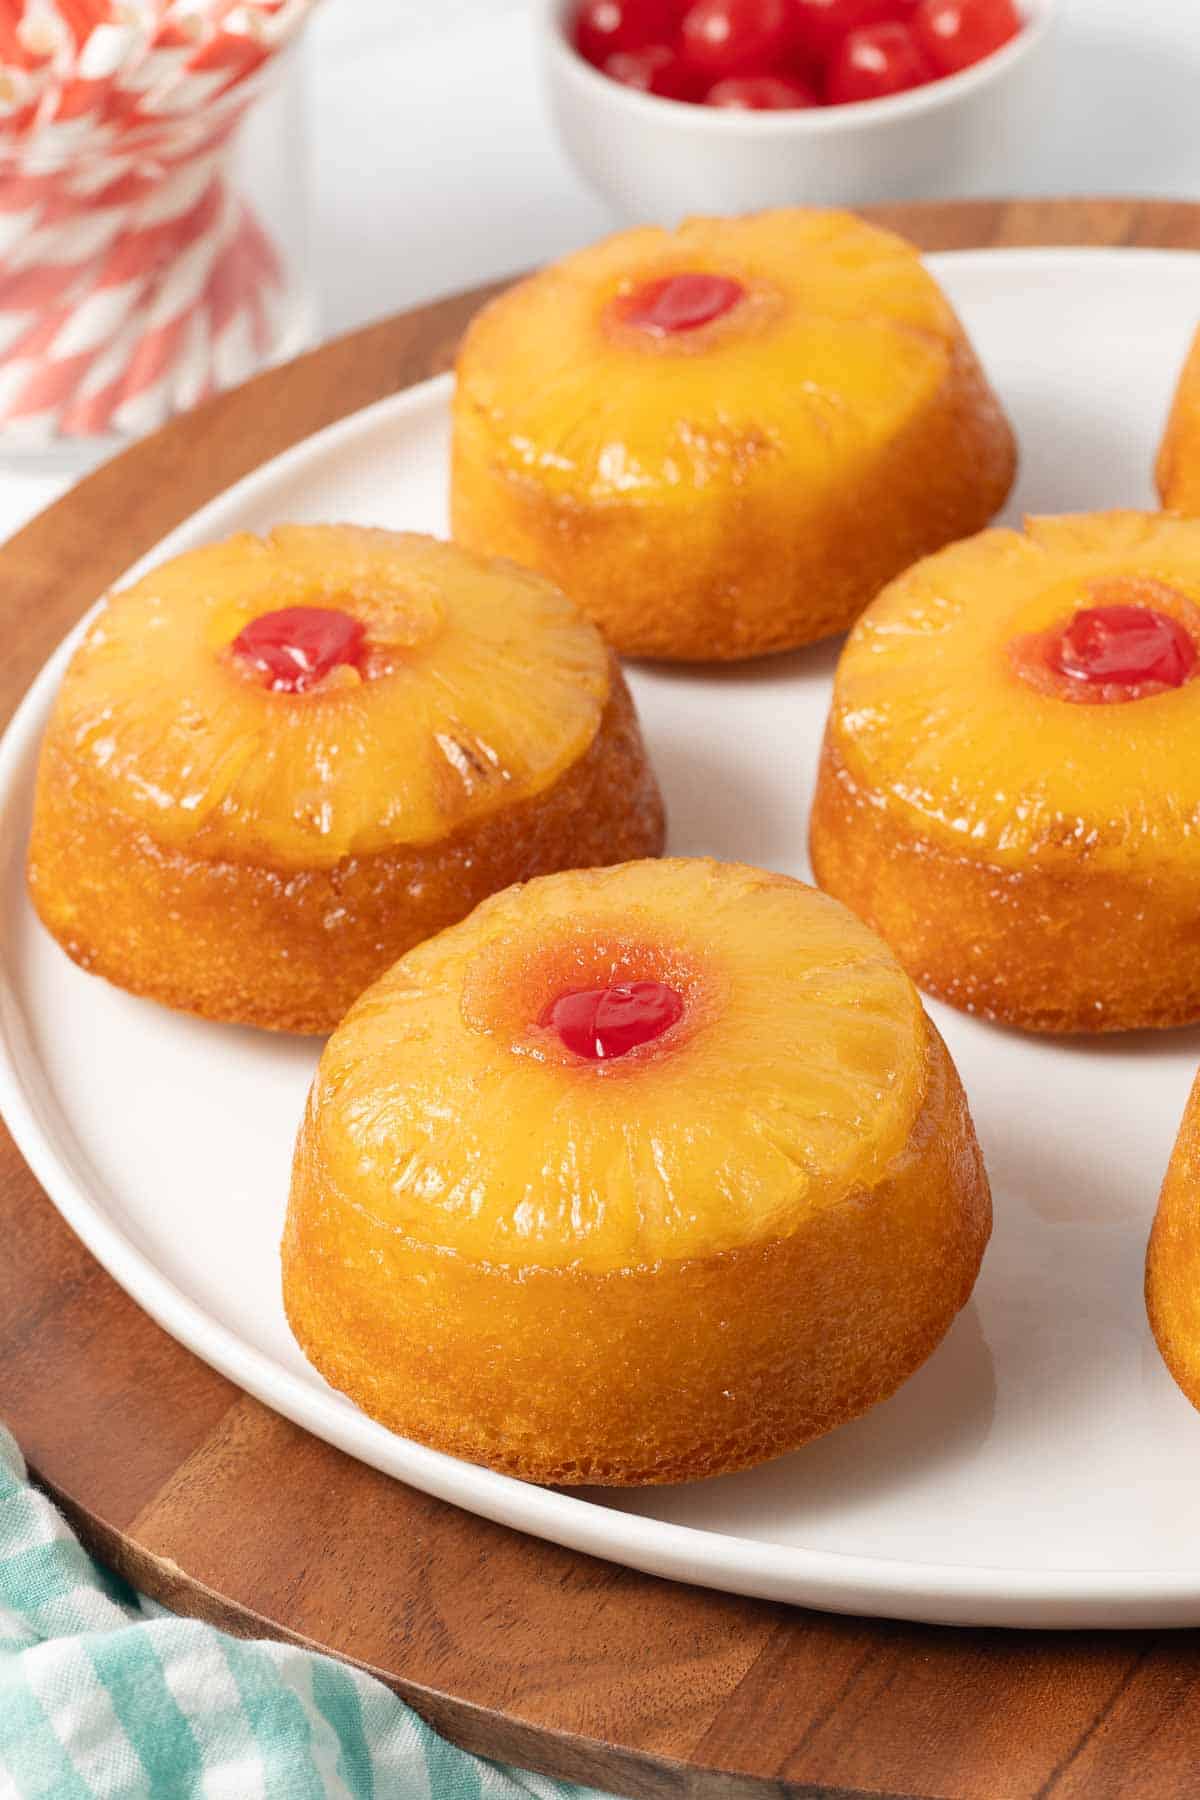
[540,0,1055,216]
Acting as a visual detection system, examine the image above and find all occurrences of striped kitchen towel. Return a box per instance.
[0,1425,615,1800]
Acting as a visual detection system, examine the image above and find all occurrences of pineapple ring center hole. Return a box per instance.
[230,607,366,694]
[226,593,443,694]
[1010,578,1200,705]
[610,272,747,338]
[460,930,714,1070]
[540,980,684,1061]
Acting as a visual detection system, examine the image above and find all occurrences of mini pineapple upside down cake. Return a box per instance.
[450,208,1016,662]
[282,858,991,1486]
[810,511,1200,1034]
[1147,1069,1200,1415]
[27,526,664,1035]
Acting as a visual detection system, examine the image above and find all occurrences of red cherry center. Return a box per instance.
[618,272,746,335]
[231,606,366,693]
[1052,605,1197,690]
[542,980,684,1060]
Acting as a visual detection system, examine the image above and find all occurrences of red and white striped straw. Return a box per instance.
[0,0,316,442]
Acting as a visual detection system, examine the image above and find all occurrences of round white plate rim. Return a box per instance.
[3,244,1200,1631]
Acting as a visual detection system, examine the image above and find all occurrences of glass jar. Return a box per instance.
[0,28,316,474]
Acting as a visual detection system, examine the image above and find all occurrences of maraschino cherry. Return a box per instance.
[543,980,684,1060]
[1052,604,1197,691]
[913,0,1021,75]
[617,272,745,335]
[575,0,680,63]
[680,0,792,77]
[825,22,933,103]
[231,607,366,693]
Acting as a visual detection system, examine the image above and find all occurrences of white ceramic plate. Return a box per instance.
[3,248,1200,1631]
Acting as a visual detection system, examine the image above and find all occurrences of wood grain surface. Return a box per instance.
[2,198,1199,1800]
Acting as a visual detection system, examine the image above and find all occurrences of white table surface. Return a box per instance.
[3,0,1198,543]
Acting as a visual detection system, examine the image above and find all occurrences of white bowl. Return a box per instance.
[538,0,1056,221]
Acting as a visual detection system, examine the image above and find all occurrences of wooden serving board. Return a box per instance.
[4,198,1200,1800]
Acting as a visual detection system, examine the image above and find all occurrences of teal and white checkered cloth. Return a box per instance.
[0,1425,614,1800]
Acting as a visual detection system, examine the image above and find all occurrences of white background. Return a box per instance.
[2,0,1198,536]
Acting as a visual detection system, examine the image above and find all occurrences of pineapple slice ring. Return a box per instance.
[451,208,1017,663]
[1147,1068,1200,1414]
[1157,322,1200,514]
[811,510,1200,1034]
[282,858,991,1487]
[27,526,665,1035]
